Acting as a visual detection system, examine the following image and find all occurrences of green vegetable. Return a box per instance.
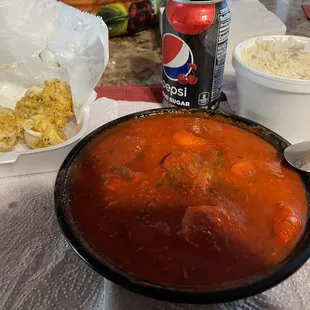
[97,4,128,37]
[115,166,133,181]
[215,151,224,170]
[136,153,144,160]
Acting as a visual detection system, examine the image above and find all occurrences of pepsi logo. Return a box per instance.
[163,34,193,81]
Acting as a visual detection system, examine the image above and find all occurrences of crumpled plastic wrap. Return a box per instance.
[0,0,109,123]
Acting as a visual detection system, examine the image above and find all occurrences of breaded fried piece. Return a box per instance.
[14,85,43,140]
[2,79,74,151]
[23,115,67,149]
[15,85,43,120]
[41,79,74,131]
[0,106,18,151]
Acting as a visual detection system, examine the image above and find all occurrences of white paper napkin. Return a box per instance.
[1,98,310,310]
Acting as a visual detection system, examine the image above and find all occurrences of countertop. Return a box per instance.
[99,0,309,86]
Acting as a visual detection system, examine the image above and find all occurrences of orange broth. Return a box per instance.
[71,114,307,287]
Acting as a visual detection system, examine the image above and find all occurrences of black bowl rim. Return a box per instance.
[54,108,310,304]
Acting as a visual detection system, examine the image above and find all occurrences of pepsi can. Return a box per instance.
[162,0,230,109]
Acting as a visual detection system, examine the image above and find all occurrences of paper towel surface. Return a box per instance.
[1,98,310,310]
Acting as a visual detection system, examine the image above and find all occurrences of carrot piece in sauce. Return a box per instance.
[230,160,256,177]
[173,130,206,147]
[273,205,302,244]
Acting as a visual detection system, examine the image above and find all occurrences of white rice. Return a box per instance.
[239,36,310,80]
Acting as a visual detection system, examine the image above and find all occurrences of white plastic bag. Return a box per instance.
[0,0,109,123]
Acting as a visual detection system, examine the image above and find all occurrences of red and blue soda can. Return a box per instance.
[162,0,231,109]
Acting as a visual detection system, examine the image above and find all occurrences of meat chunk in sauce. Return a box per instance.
[162,151,211,192]
[178,203,246,251]
[104,166,144,193]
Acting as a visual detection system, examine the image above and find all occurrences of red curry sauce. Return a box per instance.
[71,114,307,287]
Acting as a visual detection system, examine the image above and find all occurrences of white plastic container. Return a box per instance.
[232,35,310,144]
[0,88,96,178]
[0,109,91,178]
[0,0,109,178]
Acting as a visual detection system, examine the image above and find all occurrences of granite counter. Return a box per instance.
[99,0,309,86]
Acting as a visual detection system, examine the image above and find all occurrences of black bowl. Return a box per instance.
[54,108,310,304]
